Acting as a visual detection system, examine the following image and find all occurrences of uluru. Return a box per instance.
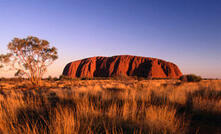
[62,55,182,79]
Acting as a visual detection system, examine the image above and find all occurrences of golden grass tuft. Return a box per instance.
[0,79,220,133]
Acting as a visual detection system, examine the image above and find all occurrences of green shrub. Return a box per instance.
[179,74,202,82]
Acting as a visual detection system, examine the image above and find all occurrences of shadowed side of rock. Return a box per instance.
[62,55,182,78]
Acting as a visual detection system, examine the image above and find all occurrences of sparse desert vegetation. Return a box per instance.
[0,78,220,134]
[179,74,202,82]
[1,0,220,133]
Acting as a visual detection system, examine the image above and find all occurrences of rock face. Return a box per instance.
[63,55,182,78]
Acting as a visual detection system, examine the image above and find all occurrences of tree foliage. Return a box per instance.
[0,53,12,68]
[2,36,58,85]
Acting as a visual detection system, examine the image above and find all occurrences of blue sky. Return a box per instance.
[0,0,220,78]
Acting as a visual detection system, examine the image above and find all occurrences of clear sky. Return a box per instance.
[0,0,220,78]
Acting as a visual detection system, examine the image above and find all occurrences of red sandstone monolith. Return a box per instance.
[63,55,182,78]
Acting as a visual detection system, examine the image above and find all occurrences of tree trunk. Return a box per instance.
[30,76,41,86]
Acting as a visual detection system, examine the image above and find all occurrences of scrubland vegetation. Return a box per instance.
[179,74,202,82]
[0,78,220,134]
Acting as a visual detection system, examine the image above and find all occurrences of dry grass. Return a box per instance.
[0,79,220,134]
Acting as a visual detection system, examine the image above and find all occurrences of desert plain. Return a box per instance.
[0,78,220,134]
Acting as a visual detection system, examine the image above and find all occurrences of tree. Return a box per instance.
[2,36,58,85]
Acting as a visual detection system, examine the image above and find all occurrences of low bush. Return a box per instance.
[59,75,73,80]
[179,74,202,82]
